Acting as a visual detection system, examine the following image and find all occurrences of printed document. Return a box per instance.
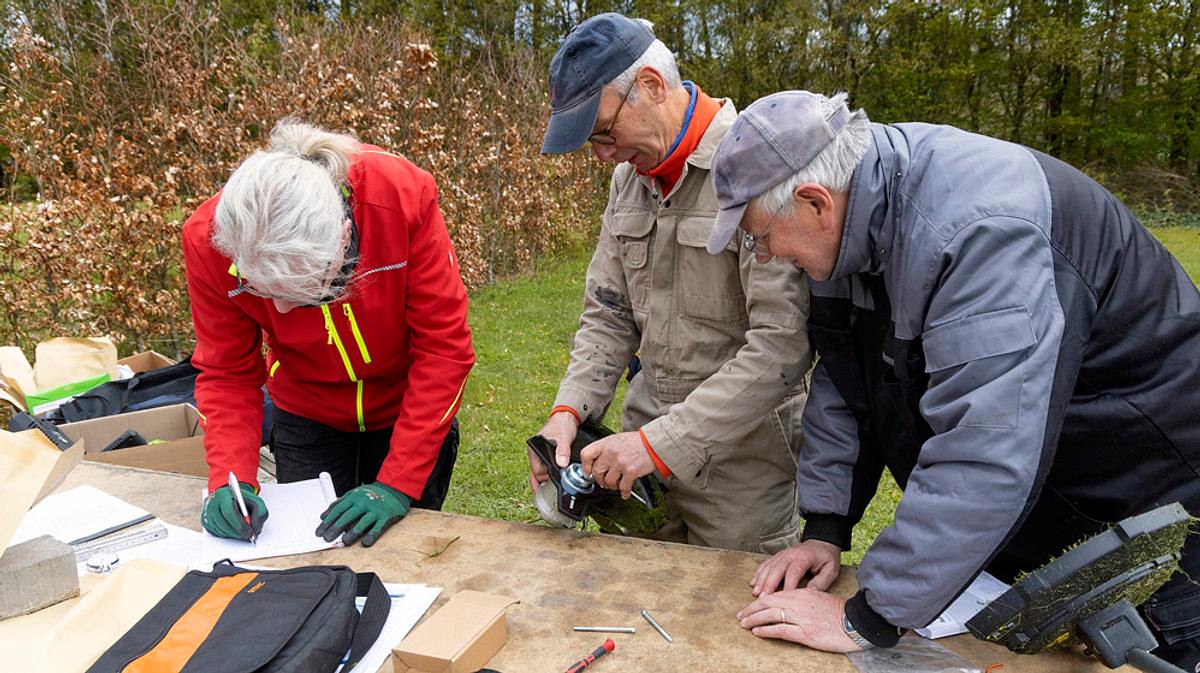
[335,583,442,673]
[916,571,1010,639]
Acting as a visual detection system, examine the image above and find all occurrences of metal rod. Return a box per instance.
[641,609,673,643]
[573,626,636,634]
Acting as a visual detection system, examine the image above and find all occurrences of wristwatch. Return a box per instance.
[843,612,876,650]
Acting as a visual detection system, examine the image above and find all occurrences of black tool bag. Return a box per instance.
[50,357,200,423]
[87,561,390,673]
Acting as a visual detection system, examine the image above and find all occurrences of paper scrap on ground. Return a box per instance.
[335,583,442,673]
[200,472,341,563]
[9,484,152,547]
[916,571,1010,639]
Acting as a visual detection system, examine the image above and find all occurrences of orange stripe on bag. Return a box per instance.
[123,573,259,673]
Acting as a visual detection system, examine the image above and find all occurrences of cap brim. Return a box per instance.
[540,92,604,154]
[706,202,749,254]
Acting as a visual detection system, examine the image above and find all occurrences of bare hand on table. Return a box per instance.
[751,539,842,596]
[580,430,655,499]
[528,411,579,491]
[737,589,862,653]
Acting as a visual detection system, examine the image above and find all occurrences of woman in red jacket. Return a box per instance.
[183,119,474,547]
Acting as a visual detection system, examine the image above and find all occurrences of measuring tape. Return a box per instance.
[71,520,168,562]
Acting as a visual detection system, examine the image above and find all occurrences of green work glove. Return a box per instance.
[201,483,268,540]
[315,482,411,547]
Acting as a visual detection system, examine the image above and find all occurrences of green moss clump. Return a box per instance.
[986,517,1196,654]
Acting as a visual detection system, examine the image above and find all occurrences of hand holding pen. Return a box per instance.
[199,471,269,542]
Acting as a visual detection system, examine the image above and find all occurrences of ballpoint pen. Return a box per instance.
[228,471,257,545]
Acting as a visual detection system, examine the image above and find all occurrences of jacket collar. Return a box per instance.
[686,99,737,171]
[634,97,736,196]
[830,124,908,280]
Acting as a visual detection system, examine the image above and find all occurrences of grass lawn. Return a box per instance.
[447,225,1200,565]
[443,253,630,524]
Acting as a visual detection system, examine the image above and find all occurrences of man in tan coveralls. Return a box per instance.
[529,13,814,554]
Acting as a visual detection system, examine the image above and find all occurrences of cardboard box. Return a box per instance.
[393,590,515,673]
[58,404,208,478]
[117,351,177,374]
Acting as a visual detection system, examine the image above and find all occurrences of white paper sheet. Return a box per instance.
[335,583,442,673]
[200,472,341,564]
[916,571,1010,639]
[9,484,152,547]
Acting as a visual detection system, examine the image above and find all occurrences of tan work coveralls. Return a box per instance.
[554,102,814,553]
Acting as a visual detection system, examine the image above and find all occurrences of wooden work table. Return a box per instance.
[61,462,1127,673]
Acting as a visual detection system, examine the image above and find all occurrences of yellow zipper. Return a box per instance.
[343,304,372,364]
[322,304,366,431]
[321,304,358,381]
[269,361,281,378]
[355,380,365,432]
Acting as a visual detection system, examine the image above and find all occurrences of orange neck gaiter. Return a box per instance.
[642,83,722,196]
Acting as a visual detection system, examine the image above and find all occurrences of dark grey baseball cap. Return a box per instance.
[541,13,656,154]
[706,91,850,254]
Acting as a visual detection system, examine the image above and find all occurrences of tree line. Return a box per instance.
[337,0,1200,207]
[4,0,1198,206]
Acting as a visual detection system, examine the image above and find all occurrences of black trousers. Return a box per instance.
[269,406,458,510]
[1139,559,1200,672]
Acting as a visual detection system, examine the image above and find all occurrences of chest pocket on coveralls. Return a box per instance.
[609,209,655,312]
[674,214,747,325]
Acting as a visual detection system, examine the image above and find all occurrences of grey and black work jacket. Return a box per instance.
[799,122,1200,646]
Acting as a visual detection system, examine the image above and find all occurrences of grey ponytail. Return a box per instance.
[212,119,361,305]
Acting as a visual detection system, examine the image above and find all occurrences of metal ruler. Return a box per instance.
[71,520,168,562]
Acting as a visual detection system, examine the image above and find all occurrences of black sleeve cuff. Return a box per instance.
[800,513,853,550]
[846,590,905,648]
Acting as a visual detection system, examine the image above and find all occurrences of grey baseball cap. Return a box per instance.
[541,13,655,154]
[706,91,850,254]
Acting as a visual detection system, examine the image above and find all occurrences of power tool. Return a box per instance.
[529,421,668,535]
[967,502,1195,673]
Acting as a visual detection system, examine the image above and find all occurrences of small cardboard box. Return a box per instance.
[393,590,515,673]
[117,351,177,374]
[58,404,208,478]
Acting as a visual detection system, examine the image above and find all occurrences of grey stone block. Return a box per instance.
[0,535,80,620]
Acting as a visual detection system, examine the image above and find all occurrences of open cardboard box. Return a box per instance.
[117,351,176,374]
[58,403,207,478]
[393,590,516,673]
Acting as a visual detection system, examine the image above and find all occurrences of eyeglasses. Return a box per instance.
[743,204,784,256]
[235,241,356,306]
[235,187,360,306]
[588,77,636,146]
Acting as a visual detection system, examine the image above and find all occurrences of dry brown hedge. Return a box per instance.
[0,1,606,357]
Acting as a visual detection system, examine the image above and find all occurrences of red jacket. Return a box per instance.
[182,146,475,498]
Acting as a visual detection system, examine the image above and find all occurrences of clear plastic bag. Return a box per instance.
[846,635,981,673]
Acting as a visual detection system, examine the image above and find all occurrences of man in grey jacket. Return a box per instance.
[705,90,1200,668]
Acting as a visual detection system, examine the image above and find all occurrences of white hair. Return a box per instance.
[605,21,682,102]
[752,93,872,215]
[213,118,360,305]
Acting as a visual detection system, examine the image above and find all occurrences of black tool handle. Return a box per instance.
[10,412,74,450]
[1126,649,1187,673]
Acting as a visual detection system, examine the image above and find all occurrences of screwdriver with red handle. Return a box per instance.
[564,639,615,673]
